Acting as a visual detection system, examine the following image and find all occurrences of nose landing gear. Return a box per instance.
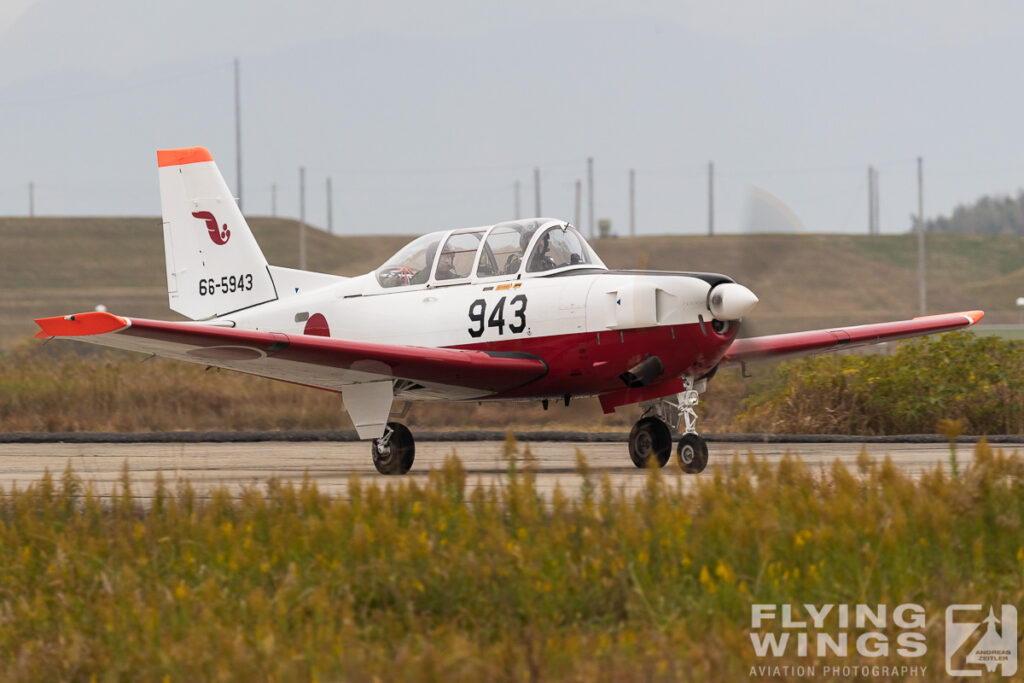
[627,376,709,473]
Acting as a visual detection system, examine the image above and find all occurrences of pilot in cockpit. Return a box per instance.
[527,230,556,271]
[436,244,459,280]
[408,241,439,285]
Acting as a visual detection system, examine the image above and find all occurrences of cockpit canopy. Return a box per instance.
[376,219,605,289]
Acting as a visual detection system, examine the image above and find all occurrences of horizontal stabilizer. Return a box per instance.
[35,311,129,338]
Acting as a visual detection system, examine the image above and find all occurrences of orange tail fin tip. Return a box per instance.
[156,147,213,168]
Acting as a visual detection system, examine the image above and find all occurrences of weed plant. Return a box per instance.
[0,342,735,433]
[737,331,1024,434]
[0,442,1021,680]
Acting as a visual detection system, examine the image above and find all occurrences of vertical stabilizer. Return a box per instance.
[157,147,277,319]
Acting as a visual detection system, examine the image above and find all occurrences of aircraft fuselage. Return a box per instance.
[227,269,740,402]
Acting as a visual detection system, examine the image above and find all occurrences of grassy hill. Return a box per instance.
[3,217,1022,347]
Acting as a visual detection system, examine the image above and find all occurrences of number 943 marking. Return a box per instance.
[468,294,526,338]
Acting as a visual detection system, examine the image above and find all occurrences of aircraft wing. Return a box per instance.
[721,310,984,366]
[34,312,547,400]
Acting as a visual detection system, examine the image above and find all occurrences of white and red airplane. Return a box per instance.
[35,147,984,474]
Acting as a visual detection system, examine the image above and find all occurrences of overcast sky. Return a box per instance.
[2,1,1023,237]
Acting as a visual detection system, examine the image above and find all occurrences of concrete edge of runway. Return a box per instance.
[2,430,1024,444]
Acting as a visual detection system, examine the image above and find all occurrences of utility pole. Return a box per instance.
[629,169,636,237]
[28,182,34,217]
[326,177,334,235]
[514,180,521,219]
[868,166,880,235]
[533,167,541,217]
[271,183,277,217]
[234,58,243,212]
[299,167,306,270]
[587,157,594,240]
[917,157,926,316]
[872,167,880,235]
[574,180,581,229]
[868,166,874,234]
[707,162,714,237]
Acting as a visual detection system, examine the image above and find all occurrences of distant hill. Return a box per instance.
[926,191,1024,235]
[3,217,1022,348]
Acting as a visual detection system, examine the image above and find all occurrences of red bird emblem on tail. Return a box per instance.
[192,211,231,245]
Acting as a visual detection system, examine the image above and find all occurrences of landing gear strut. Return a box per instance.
[371,422,416,475]
[629,376,709,474]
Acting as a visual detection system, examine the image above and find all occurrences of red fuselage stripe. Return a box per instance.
[451,321,737,399]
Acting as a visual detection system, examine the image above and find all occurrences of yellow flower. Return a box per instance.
[699,565,717,593]
[714,561,735,586]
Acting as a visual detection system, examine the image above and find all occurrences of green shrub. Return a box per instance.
[736,331,1024,434]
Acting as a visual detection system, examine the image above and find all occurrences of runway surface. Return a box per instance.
[0,439,1013,501]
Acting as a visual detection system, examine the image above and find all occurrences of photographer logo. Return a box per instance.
[945,605,1017,677]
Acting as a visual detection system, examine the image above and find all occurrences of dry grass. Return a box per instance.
[0,442,1020,680]
[4,332,1020,437]
[0,341,752,433]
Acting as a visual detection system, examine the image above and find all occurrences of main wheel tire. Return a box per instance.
[371,422,416,475]
[628,417,672,469]
[676,433,709,474]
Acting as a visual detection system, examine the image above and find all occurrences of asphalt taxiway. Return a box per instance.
[0,439,1013,501]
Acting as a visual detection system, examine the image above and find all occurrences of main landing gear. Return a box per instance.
[371,422,416,475]
[627,377,709,473]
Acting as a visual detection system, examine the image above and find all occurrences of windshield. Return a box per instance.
[526,225,596,272]
[376,233,440,288]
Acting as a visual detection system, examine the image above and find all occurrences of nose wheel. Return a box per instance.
[676,433,709,473]
[371,422,416,475]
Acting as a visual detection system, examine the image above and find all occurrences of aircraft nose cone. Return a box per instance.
[708,283,759,320]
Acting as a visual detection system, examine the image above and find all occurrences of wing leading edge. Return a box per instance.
[721,310,984,366]
[34,312,548,400]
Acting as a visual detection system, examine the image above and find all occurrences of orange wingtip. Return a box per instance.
[913,310,985,325]
[157,147,214,168]
[34,312,129,339]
